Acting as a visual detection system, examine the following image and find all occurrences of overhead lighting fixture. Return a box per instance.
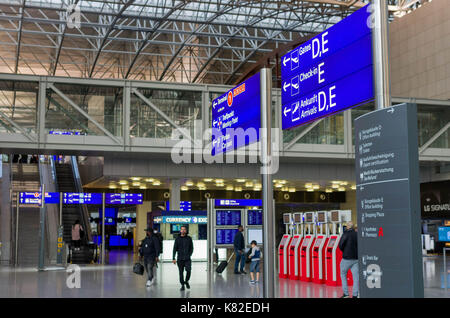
[331,184,339,189]
[203,178,213,182]
[109,185,117,189]
[186,180,194,186]
[119,180,128,185]
[305,183,313,188]
[245,181,253,188]
[121,186,129,191]
[236,179,246,183]
[235,186,242,192]
[307,188,314,192]
[338,187,345,192]
[197,182,205,188]
[198,186,206,191]
[281,186,289,192]
[331,181,341,184]
[325,188,333,193]
[181,186,188,191]
[132,182,141,187]
[139,185,147,190]
[130,177,141,181]
[313,185,320,190]
[153,180,161,186]
[351,185,357,190]
[275,183,283,188]
[226,185,234,191]
[253,187,261,191]
[144,178,154,183]
[215,179,224,183]
[340,182,348,186]
[215,183,224,187]
[288,187,296,193]
[278,180,287,184]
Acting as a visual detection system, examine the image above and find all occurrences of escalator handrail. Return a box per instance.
[69,156,92,243]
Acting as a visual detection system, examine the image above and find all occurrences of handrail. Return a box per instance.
[69,156,92,243]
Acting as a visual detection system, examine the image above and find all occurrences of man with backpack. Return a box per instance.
[139,227,160,287]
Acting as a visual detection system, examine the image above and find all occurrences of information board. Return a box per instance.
[106,193,143,205]
[63,192,102,204]
[19,192,59,205]
[215,199,262,207]
[281,4,373,130]
[438,227,450,242]
[211,72,261,155]
[247,209,262,226]
[216,210,242,226]
[216,229,239,245]
[355,103,423,298]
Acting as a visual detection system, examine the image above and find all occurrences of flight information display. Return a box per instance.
[106,193,143,205]
[247,209,262,225]
[216,229,239,245]
[216,210,241,226]
[63,193,102,204]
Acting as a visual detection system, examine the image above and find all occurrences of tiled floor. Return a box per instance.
[0,251,448,298]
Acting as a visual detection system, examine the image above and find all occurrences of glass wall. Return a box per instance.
[131,89,202,139]
[417,104,450,149]
[0,80,38,134]
[45,84,123,137]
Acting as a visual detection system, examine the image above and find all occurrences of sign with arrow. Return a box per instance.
[281,4,374,130]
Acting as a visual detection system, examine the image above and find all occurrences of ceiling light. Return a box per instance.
[181,186,188,191]
[130,177,141,181]
[144,178,154,183]
[198,186,206,191]
[119,180,128,185]
[235,186,242,192]
[132,182,141,187]
[215,183,224,187]
[338,187,345,191]
[203,178,213,182]
[226,185,234,191]
[245,181,253,187]
[331,184,339,189]
[307,188,314,192]
[197,182,205,188]
[282,186,289,192]
[278,180,287,184]
[109,185,117,189]
[153,180,161,186]
[186,180,194,186]
[121,186,129,191]
[331,181,341,184]
[325,189,333,193]
[255,183,262,188]
[289,187,296,193]
[313,185,320,190]
[236,179,246,183]
[351,185,357,190]
[340,182,348,186]
[305,183,312,188]
[253,187,261,191]
[139,185,147,190]
[275,183,283,188]
[215,179,224,183]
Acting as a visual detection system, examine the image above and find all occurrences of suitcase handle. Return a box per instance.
[227,251,235,263]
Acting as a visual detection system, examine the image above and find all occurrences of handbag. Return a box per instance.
[133,262,144,275]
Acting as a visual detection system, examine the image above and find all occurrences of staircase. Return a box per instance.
[54,162,94,264]
[11,164,41,266]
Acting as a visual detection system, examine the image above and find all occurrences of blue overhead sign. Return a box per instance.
[63,192,102,204]
[281,4,373,130]
[106,193,143,205]
[211,72,261,155]
[215,199,262,207]
[19,192,60,205]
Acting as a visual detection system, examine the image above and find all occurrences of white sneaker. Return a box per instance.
[150,279,155,286]
[146,280,151,287]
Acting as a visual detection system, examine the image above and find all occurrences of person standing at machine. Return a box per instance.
[172,225,194,291]
[338,221,359,298]
[233,225,246,274]
[139,227,160,287]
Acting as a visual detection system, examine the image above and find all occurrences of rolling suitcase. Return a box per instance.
[216,252,235,274]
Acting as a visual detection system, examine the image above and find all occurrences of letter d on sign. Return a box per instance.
[66,264,81,288]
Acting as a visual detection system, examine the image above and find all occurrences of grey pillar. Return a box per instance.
[260,68,275,298]
[170,179,181,211]
[372,0,391,110]
[38,184,45,270]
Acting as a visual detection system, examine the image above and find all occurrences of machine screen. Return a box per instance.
[290,238,298,247]
[328,238,337,248]
[314,238,323,247]
[293,213,302,223]
[317,213,325,223]
[283,214,291,224]
[305,213,313,223]
[331,211,339,222]
[280,236,288,246]
[302,238,310,247]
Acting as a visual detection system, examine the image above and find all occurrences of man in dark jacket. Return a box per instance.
[172,225,194,291]
[139,227,160,287]
[338,221,358,298]
[153,228,163,256]
[233,225,246,274]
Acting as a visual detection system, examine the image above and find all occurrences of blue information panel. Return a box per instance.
[438,227,450,242]
[106,193,143,205]
[211,72,261,155]
[216,229,239,245]
[216,210,242,226]
[63,193,102,204]
[247,209,263,226]
[281,4,373,130]
[19,192,59,205]
[215,199,262,207]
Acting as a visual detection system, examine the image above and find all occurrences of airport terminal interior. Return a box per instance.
[0,0,449,298]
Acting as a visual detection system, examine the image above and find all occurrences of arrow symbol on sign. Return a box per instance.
[283,82,290,92]
[387,108,394,114]
[283,107,291,117]
[283,57,290,67]
[292,83,299,89]
[292,57,299,63]
[213,101,217,109]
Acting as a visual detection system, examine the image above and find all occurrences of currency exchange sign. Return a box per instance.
[281,4,374,130]
[211,72,261,155]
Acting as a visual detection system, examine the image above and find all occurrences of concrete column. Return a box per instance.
[136,201,151,247]
[169,179,181,211]
[0,162,11,264]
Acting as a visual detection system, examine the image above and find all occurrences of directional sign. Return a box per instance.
[19,192,59,205]
[106,193,143,205]
[63,192,102,204]
[214,199,262,207]
[211,72,261,155]
[355,103,424,298]
[281,4,373,130]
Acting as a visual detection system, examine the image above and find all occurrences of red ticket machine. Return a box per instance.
[312,211,329,284]
[288,212,303,280]
[300,212,315,282]
[278,213,292,279]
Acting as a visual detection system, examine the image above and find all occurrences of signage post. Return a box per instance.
[260,67,275,298]
[102,192,105,265]
[355,103,424,298]
[15,192,19,266]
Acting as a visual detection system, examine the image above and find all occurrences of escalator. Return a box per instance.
[52,157,96,264]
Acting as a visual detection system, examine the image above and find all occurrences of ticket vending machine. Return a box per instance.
[288,212,304,280]
[278,213,293,279]
[312,211,330,284]
[300,212,316,282]
[325,210,353,286]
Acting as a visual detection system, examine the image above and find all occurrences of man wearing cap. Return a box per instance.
[139,227,161,287]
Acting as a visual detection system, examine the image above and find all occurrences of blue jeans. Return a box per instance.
[340,259,359,296]
[250,260,260,273]
[234,250,245,272]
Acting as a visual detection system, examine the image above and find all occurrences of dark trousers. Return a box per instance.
[177,259,191,285]
[144,260,155,281]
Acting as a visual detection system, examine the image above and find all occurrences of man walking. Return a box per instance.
[233,225,246,274]
[338,221,359,298]
[139,227,160,287]
[172,225,194,291]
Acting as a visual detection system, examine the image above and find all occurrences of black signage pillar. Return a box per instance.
[355,103,424,298]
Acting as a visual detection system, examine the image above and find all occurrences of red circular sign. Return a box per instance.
[227,91,233,107]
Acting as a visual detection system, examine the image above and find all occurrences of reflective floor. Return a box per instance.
[0,251,448,298]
